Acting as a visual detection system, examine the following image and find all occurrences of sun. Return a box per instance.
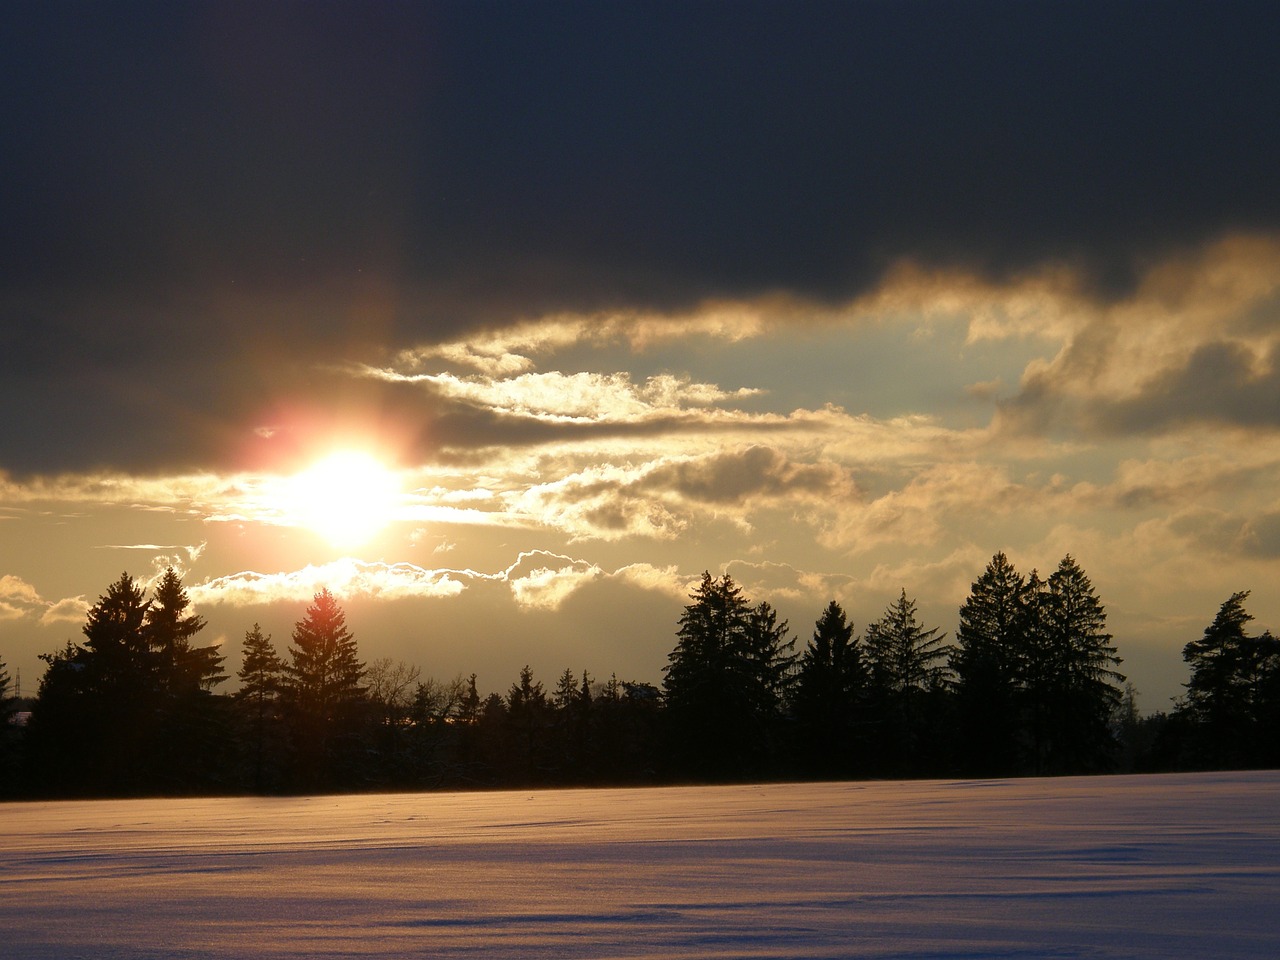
[287,449,402,548]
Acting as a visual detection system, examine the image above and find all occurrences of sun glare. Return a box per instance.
[288,450,402,548]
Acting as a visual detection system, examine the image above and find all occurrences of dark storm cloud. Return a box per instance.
[1105,341,1280,433]
[640,445,853,504]
[3,0,1278,473]
[1000,338,1280,439]
[1168,508,1280,560]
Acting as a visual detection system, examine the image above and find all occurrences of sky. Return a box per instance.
[2,0,1279,710]
[5,774,1280,957]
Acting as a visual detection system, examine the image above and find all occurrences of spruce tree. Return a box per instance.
[82,572,154,698]
[284,588,366,785]
[1041,555,1124,773]
[791,600,865,776]
[863,590,950,774]
[287,589,365,719]
[864,590,949,696]
[1180,591,1279,767]
[951,553,1027,775]
[237,623,285,791]
[0,654,14,795]
[662,572,794,779]
[506,665,550,783]
[143,567,228,790]
[25,573,156,793]
[146,567,224,695]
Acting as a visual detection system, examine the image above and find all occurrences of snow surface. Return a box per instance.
[2,771,1278,959]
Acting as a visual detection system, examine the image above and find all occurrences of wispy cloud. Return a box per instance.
[364,368,762,423]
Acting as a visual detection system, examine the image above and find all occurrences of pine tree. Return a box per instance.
[662,572,794,778]
[287,589,365,719]
[742,600,797,727]
[0,654,13,723]
[84,572,160,790]
[25,573,158,793]
[864,590,949,696]
[1040,555,1124,773]
[459,673,481,723]
[791,600,865,776]
[1180,591,1279,768]
[284,588,366,785]
[552,668,593,780]
[863,589,951,774]
[237,623,285,791]
[0,654,15,795]
[506,665,551,783]
[1018,569,1054,773]
[951,553,1027,775]
[239,624,285,706]
[553,668,580,710]
[146,567,224,695]
[141,567,228,790]
[82,572,155,699]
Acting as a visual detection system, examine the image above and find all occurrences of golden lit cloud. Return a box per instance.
[506,554,602,611]
[40,597,90,626]
[0,575,90,626]
[364,368,762,423]
[387,299,791,377]
[190,559,468,607]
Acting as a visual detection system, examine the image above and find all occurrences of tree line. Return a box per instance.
[1,552,1276,798]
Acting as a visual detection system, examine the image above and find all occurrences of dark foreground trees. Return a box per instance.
[236,623,286,791]
[1174,591,1280,769]
[663,573,795,778]
[862,590,951,776]
[952,552,1027,775]
[0,653,16,794]
[791,601,864,777]
[284,588,367,788]
[25,570,227,794]
[8,557,1271,797]
[950,552,1126,776]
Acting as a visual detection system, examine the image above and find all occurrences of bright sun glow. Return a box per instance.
[287,450,402,548]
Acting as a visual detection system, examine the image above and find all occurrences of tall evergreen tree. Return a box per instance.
[506,665,551,782]
[1039,555,1124,773]
[26,573,156,793]
[550,667,593,781]
[863,589,951,774]
[662,572,794,778]
[864,590,950,696]
[0,654,12,721]
[791,600,865,776]
[284,588,366,785]
[0,654,15,795]
[146,567,224,695]
[0,654,12,709]
[742,600,797,729]
[1018,569,1055,773]
[142,567,228,790]
[82,572,155,698]
[236,623,285,791]
[951,553,1027,776]
[1180,591,1280,768]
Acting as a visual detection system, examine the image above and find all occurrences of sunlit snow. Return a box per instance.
[3,772,1278,958]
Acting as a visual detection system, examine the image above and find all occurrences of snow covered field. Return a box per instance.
[3,772,1278,959]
